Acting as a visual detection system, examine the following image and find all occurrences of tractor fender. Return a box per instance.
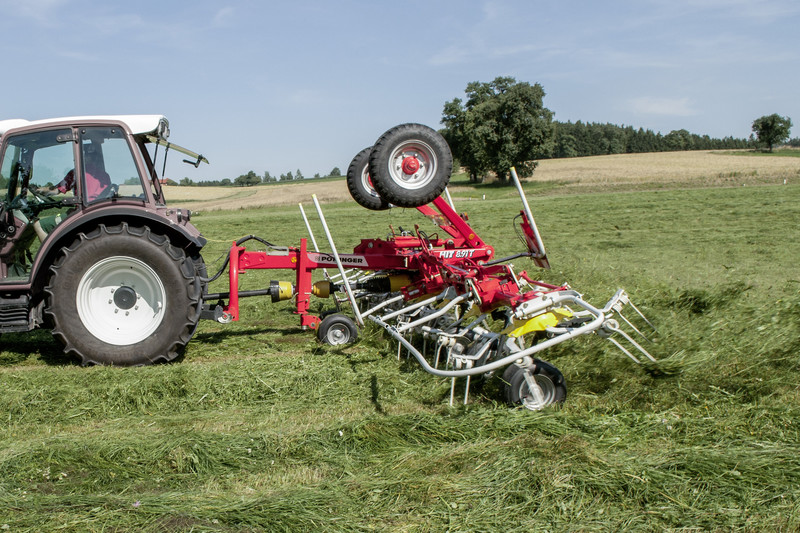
[29,205,207,296]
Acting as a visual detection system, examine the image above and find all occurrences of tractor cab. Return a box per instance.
[0,115,206,282]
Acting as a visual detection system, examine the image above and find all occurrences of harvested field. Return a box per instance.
[164,150,800,211]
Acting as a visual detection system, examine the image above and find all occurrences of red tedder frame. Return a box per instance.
[220,195,553,329]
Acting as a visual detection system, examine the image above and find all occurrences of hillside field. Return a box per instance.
[1,150,799,531]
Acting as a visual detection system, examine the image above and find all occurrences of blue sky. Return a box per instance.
[1,0,797,182]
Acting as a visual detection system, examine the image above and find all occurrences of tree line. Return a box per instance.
[550,121,750,159]
[175,167,342,187]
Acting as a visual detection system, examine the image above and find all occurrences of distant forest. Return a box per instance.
[549,121,751,159]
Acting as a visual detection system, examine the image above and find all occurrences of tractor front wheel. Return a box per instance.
[45,223,203,366]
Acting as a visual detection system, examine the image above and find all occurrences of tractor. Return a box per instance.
[0,116,207,365]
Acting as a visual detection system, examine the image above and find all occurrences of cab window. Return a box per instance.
[79,127,147,202]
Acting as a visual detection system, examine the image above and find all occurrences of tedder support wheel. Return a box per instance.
[317,314,358,345]
[368,123,453,208]
[503,360,567,410]
[45,223,204,366]
[346,146,390,211]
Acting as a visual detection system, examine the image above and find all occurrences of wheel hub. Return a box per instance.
[327,326,348,344]
[401,156,420,175]
[113,286,137,310]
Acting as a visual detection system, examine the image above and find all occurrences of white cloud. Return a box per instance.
[631,97,697,116]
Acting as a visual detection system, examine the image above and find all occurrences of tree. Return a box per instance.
[295,169,304,180]
[263,171,276,183]
[329,167,342,177]
[752,114,792,152]
[234,170,261,187]
[441,76,554,182]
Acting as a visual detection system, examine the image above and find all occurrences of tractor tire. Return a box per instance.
[368,123,452,208]
[317,314,358,345]
[45,223,203,366]
[346,147,390,211]
[503,360,566,410]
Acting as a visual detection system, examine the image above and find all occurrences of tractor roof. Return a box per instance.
[0,115,168,137]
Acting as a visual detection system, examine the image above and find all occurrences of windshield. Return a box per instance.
[1,128,75,201]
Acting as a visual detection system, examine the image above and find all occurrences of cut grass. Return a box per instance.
[2,170,800,530]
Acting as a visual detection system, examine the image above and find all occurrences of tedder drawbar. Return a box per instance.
[199,123,659,410]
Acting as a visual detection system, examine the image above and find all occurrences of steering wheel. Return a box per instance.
[28,185,63,207]
[9,188,29,211]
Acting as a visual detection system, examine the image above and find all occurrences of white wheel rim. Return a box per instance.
[76,256,166,346]
[519,374,557,410]
[360,164,380,199]
[387,140,438,190]
[325,323,351,345]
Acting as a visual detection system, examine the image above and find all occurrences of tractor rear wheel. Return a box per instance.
[346,147,390,211]
[45,223,203,366]
[368,123,452,208]
[503,360,566,410]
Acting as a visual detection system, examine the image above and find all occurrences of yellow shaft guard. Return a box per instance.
[312,281,331,298]
[504,308,573,338]
[274,281,294,301]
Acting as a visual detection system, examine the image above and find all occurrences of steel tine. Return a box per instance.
[629,299,658,333]
[608,323,659,362]
[606,337,642,364]
[617,310,653,343]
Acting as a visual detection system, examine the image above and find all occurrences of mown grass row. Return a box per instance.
[1,182,799,531]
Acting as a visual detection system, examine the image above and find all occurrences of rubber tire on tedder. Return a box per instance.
[45,223,204,366]
[503,361,567,410]
[346,146,390,211]
[368,123,452,208]
[317,314,359,345]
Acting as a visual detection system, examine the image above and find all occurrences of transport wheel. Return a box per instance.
[45,223,203,366]
[346,147,390,210]
[368,123,452,208]
[317,314,358,345]
[503,360,566,410]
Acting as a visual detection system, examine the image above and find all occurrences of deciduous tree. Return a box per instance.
[441,77,554,182]
[752,114,792,152]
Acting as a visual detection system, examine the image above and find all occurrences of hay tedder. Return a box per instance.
[201,123,659,410]
[0,116,656,411]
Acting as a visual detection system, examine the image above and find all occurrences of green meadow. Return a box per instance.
[2,165,800,531]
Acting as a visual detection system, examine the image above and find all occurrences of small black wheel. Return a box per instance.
[368,123,452,208]
[503,360,566,410]
[317,314,358,345]
[346,147,390,211]
[45,223,204,366]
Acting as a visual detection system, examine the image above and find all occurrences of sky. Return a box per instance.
[1,0,798,182]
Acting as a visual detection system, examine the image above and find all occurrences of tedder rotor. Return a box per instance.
[201,123,659,411]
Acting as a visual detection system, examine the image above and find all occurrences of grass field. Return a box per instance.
[1,151,799,531]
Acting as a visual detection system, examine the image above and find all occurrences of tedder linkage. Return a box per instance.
[201,123,658,410]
